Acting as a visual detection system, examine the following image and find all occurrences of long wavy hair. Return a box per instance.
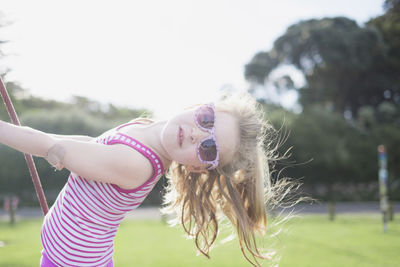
[160,92,301,266]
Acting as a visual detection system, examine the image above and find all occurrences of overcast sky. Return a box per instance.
[0,0,384,120]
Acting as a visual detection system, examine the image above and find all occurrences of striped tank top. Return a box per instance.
[40,122,165,266]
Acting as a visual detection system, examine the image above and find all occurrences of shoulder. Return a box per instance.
[112,143,154,190]
[54,137,154,190]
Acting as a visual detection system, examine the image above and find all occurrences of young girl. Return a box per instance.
[0,92,287,266]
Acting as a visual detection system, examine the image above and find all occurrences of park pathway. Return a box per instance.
[1,202,399,221]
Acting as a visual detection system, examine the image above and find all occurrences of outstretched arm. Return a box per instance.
[0,120,56,157]
[49,134,94,142]
[0,120,153,189]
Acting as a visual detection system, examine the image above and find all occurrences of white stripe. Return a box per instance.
[75,175,133,208]
[45,216,110,255]
[104,183,146,201]
[72,180,123,221]
[97,182,138,206]
[43,227,111,266]
[60,202,117,242]
[74,180,124,218]
[54,204,116,245]
[65,187,121,227]
[75,177,128,210]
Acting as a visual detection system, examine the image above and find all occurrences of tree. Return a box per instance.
[367,0,400,106]
[245,17,390,117]
[245,5,400,209]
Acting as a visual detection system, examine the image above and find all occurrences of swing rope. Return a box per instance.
[0,76,49,215]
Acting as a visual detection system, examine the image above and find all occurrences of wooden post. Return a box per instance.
[0,76,48,215]
[378,145,389,233]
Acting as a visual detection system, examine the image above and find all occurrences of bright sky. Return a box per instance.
[0,0,384,120]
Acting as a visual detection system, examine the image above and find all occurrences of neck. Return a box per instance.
[139,121,172,170]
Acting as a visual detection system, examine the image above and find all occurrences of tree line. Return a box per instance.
[0,81,165,206]
[245,0,400,202]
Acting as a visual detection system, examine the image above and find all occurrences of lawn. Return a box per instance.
[0,214,399,266]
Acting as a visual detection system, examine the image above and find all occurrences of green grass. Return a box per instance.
[0,214,399,266]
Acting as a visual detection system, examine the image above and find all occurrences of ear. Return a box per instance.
[186,165,208,174]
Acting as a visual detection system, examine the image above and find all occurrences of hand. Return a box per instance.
[45,144,66,171]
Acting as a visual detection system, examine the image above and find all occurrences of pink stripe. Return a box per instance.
[47,210,111,249]
[43,230,113,266]
[101,183,143,207]
[73,177,123,217]
[91,248,115,267]
[93,251,115,267]
[99,179,148,203]
[61,202,117,240]
[64,190,119,226]
[61,204,110,234]
[97,182,137,206]
[67,184,122,223]
[96,180,137,205]
[64,194,117,228]
[80,177,130,208]
[46,221,109,251]
[89,182,138,214]
[72,175,119,212]
[112,178,158,198]
[68,182,118,219]
[62,204,117,237]
[41,232,69,267]
[43,229,94,265]
[62,179,123,231]
[78,177,128,209]
[43,225,107,257]
[55,202,116,244]
[99,182,138,208]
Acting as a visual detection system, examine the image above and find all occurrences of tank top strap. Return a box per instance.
[105,132,165,193]
[97,121,166,193]
[109,132,164,173]
[115,121,142,131]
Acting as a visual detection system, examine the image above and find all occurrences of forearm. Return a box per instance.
[49,134,93,142]
[0,120,56,157]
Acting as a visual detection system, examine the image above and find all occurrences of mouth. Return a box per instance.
[178,126,184,147]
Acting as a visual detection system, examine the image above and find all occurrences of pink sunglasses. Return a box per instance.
[194,103,219,170]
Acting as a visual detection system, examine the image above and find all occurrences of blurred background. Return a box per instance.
[0,0,399,266]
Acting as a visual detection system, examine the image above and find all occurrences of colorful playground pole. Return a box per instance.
[378,145,389,233]
[0,76,49,215]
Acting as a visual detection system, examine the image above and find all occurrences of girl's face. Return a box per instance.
[160,105,239,173]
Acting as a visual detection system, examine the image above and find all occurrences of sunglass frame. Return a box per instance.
[194,103,220,170]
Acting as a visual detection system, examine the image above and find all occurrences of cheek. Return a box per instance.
[181,146,198,161]
[176,146,202,166]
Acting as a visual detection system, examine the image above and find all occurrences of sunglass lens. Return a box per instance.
[199,139,217,161]
[197,106,214,129]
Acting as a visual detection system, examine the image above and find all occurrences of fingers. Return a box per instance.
[45,144,66,171]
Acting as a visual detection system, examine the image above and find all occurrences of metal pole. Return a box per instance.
[378,145,388,233]
[0,76,48,215]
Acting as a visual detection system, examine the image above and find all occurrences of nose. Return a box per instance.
[190,127,209,144]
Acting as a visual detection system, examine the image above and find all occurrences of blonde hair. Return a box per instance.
[161,92,301,266]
